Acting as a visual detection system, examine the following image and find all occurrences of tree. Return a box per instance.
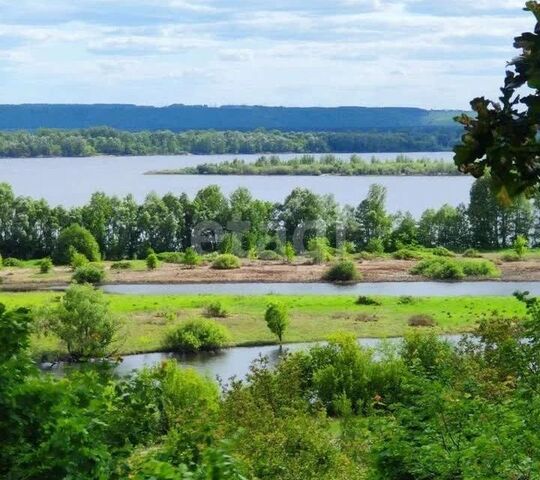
[354,184,391,249]
[40,284,120,360]
[454,1,540,200]
[265,303,289,345]
[514,234,529,258]
[53,224,101,265]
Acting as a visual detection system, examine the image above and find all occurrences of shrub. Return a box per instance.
[212,254,241,270]
[110,260,132,270]
[408,314,436,327]
[157,252,184,263]
[54,224,100,265]
[183,247,202,267]
[70,251,89,269]
[40,284,120,360]
[72,264,106,285]
[398,295,416,305]
[501,252,522,262]
[258,250,283,261]
[39,257,53,274]
[284,241,296,263]
[513,235,528,258]
[203,301,228,318]
[323,260,360,282]
[365,238,385,255]
[392,249,424,260]
[163,319,231,352]
[146,253,159,270]
[307,237,332,264]
[265,303,289,344]
[2,257,23,267]
[356,295,382,306]
[463,248,482,258]
[461,259,500,277]
[432,247,455,257]
[411,258,464,280]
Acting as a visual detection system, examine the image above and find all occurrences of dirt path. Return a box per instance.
[2,258,540,291]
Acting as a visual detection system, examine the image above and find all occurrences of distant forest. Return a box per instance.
[0,104,461,131]
[0,127,460,157]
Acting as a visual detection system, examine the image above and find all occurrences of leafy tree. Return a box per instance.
[264,303,289,345]
[146,252,159,270]
[40,284,120,360]
[54,224,100,265]
[354,184,391,249]
[454,1,540,200]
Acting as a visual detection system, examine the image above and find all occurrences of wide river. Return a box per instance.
[0,152,473,216]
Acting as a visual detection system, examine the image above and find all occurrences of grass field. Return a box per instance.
[0,291,527,359]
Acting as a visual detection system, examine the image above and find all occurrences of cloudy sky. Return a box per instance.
[0,0,533,108]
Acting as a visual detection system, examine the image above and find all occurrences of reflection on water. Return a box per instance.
[0,152,470,215]
[43,335,463,382]
[103,281,540,297]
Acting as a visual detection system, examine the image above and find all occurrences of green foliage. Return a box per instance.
[308,237,332,264]
[39,284,119,360]
[164,319,231,352]
[408,314,436,327]
[284,241,296,264]
[70,250,89,269]
[392,248,424,260]
[183,247,202,267]
[2,257,23,267]
[54,224,101,265]
[502,251,522,262]
[203,301,228,318]
[212,254,241,270]
[365,238,385,254]
[264,303,290,344]
[356,295,382,306]
[513,234,529,258]
[38,257,53,274]
[463,248,482,258]
[454,2,540,199]
[146,253,159,270]
[258,250,283,261]
[156,252,184,263]
[72,264,106,284]
[110,260,133,270]
[411,258,500,280]
[432,246,455,257]
[323,260,359,283]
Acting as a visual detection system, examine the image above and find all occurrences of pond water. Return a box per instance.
[103,281,540,297]
[43,334,464,381]
[0,152,472,216]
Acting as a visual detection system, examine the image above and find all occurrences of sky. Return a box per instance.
[0,0,534,109]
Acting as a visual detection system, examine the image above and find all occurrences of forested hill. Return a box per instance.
[0,104,461,131]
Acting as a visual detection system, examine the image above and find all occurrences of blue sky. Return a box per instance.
[0,0,533,108]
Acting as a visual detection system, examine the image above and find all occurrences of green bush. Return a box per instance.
[356,295,382,306]
[258,250,283,261]
[323,260,360,282]
[110,260,133,270]
[183,247,202,267]
[398,295,416,305]
[70,250,89,269]
[39,257,53,274]
[392,248,424,260]
[501,252,522,262]
[72,264,106,285]
[265,303,290,344]
[365,238,385,255]
[411,258,500,280]
[513,235,528,258]
[203,301,228,318]
[54,224,101,265]
[2,257,23,267]
[308,237,332,264]
[212,254,241,270]
[146,253,159,270]
[156,252,184,263]
[431,246,455,257]
[408,314,437,327]
[163,318,231,352]
[463,248,482,258]
[284,241,296,263]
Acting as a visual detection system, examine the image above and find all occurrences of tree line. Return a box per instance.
[0,176,537,261]
[0,127,460,157]
[152,154,460,176]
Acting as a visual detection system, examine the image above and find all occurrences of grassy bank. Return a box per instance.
[0,292,526,359]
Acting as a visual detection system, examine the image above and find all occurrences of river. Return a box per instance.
[0,152,473,216]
